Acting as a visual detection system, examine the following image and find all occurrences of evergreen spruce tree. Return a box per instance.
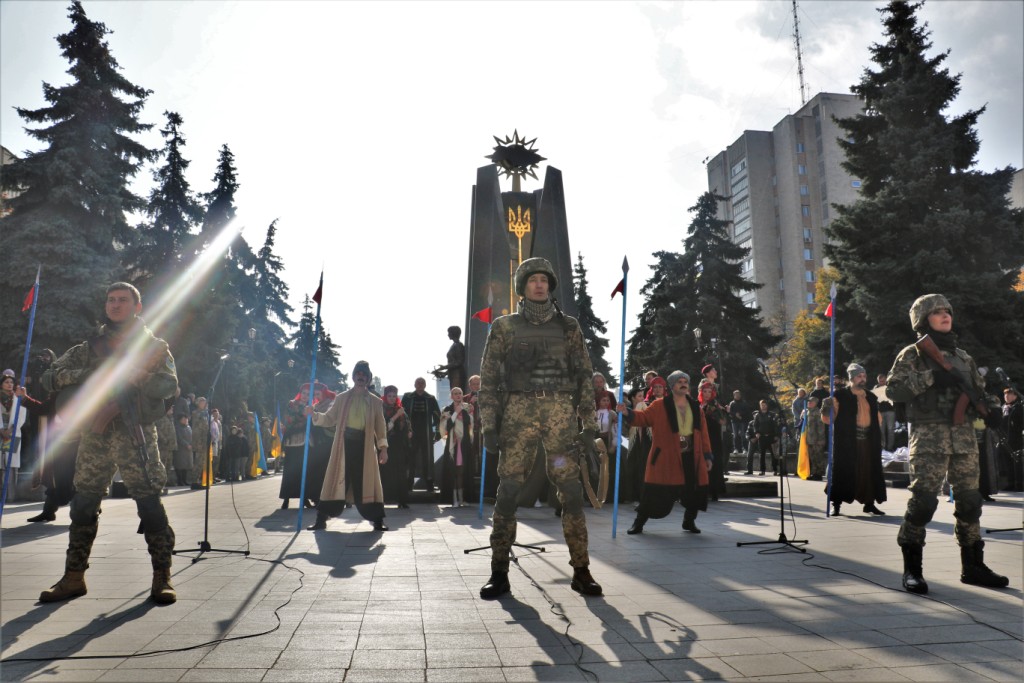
[289,297,346,391]
[626,193,779,399]
[827,0,1024,376]
[0,0,153,356]
[572,252,615,386]
[129,111,203,291]
[199,144,240,245]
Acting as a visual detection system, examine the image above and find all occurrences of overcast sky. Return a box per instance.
[2,0,1021,393]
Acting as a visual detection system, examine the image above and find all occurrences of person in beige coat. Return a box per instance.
[305,361,389,531]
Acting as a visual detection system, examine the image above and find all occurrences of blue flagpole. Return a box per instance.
[297,272,323,531]
[1,266,41,519]
[478,291,494,520]
[255,412,268,473]
[825,283,837,517]
[612,257,629,539]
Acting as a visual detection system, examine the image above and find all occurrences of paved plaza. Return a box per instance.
[1,472,1021,682]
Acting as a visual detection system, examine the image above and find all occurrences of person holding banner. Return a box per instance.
[38,282,178,604]
[478,257,603,599]
[618,370,713,535]
[885,294,1007,594]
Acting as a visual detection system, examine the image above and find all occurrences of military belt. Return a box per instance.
[511,390,566,399]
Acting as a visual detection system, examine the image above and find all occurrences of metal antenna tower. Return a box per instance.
[792,0,809,105]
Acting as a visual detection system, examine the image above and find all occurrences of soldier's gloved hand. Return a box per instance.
[983,410,1002,430]
[578,428,599,462]
[931,369,959,390]
[483,430,499,453]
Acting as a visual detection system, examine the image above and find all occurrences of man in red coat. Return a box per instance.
[617,370,713,534]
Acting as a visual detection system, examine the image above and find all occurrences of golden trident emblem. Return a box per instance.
[508,205,531,264]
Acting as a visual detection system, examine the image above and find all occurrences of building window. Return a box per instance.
[798,164,807,175]
[801,205,810,217]
[803,228,812,242]
[731,159,747,178]
[805,270,814,282]
[822,204,829,220]
[731,175,749,195]
[779,279,785,291]
[796,142,804,153]
[799,185,809,196]
[851,180,862,188]
[803,248,813,260]
[807,292,815,304]
[734,216,751,240]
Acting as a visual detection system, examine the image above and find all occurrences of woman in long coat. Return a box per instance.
[380,385,411,508]
[278,383,325,509]
[618,370,713,534]
[439,386,474,507]
[306,361,389,531]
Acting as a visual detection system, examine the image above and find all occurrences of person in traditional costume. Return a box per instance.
[305,361,389,532]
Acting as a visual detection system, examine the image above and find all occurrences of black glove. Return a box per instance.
[482,430,499,453]
[931,369,959,390]
[984,410,1002,430]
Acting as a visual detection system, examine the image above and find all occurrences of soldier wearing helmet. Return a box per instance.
[885,294,1007,595]
[477,256,603,599]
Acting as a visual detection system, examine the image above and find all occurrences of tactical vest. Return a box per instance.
[503,314,577,392]
[907,348,974,424]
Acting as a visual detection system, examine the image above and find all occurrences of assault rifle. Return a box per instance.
[91,389,152,489]
[915,334,988,426]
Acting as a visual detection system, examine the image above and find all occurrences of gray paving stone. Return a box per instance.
[95,669,188,681]
[649,656,743,680]
[426,647,501,668]
[897,663,983,681]
[959,659,1024,682]
[350,648,426,669]
[427,666,506,682]
[501,664,588,682]
[343,669,426,682]
[721,652,816,677]
[259,669,349,682]
[179,670,268,682]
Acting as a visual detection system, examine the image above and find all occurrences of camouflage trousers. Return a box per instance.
[191,442,212,484]
[898,423,982,548]
[65,421,175,571]
[491,394,589,572]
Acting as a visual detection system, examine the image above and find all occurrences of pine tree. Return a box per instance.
[200,144,239,244]
[129,111,203,291]
[827,0,1024,377]
[626,193,779,399]
[0,0,153,355]
[289,297,346,391]
[572,252,615,386]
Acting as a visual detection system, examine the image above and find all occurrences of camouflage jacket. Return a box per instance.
[191,409,211,453]
[41,321,178,426]
[478,310,597,436]
[155,414,178,454]
[886,342,997,425]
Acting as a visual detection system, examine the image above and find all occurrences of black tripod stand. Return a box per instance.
[173,354,250,564]
[738,361,807,553]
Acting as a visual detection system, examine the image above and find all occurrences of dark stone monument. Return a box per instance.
[464,132,577,375]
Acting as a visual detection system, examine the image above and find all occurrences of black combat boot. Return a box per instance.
[570,566,603,596]
[960,541,1009,588]
[480,570,510,599]
[901,544,928,594]
[682,514,701,534]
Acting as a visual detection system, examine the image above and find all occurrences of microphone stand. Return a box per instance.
[173,354,250,564]
[738,361,808,553]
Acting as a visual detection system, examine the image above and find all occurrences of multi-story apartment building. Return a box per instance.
[706,92,865,335]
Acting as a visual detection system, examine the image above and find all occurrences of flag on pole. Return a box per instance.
[472,306,493,324]
[312,273,323,305]
[610,278,625,299]
[824,301,834,318]
[254,412,268,475]
[201,441,214,487]
[270,409,283,461]
[21,282,36,312]
[797,424,811,480]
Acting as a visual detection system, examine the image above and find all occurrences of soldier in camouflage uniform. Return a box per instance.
[478,257,603,599]
[886,294,1008,594]
[39,283,179,604]
[154,402,178,492]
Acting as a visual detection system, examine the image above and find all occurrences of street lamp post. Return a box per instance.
[273,359,296,412]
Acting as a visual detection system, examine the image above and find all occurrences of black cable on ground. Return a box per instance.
[2,473,304,664]
[508,548,600,683]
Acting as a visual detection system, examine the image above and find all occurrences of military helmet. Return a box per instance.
[909,293,953,332]
[514,257,558,296]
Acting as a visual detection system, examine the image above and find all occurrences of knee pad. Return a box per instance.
[135,494,169,533]
[494,479,522,517]
[953,488,983,524]
[69,493,102,526]
[558,479,584,513]
[904,493,938,527]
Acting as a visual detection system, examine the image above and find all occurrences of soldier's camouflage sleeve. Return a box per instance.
[140,340,178,402]
[40,341,92,394]
[567,318,597,431]
[478,317,513,436]
[885,345,930,403]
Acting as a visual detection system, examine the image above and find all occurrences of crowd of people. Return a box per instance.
[2,279,1018,606]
